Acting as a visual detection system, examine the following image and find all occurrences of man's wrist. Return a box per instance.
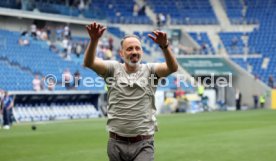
[159,41,169,50]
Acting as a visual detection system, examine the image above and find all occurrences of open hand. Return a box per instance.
[148,30,168,47]
[86,22,106,41]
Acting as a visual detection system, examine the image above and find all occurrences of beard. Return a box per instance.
[124,54,142,67]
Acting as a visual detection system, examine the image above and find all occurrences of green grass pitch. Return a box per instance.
[1,110,276,161]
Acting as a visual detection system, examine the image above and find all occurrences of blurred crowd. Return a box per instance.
[32,69,81,91]
[17,20,117,92]
[14,0,92,13]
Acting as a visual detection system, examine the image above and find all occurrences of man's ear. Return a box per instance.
[119,49,124,58]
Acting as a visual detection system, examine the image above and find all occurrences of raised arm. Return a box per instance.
[83,22,107,76]
[148,31,178,77]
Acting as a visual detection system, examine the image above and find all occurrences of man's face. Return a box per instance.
[120,37,143,67]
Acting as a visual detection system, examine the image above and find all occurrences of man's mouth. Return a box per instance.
[130,54,140,63]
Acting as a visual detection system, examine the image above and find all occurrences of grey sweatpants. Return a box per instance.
[107,137,154,161]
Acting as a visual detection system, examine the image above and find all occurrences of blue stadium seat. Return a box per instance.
[0,29,104,91]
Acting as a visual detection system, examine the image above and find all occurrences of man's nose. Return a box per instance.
[133,48,142,53]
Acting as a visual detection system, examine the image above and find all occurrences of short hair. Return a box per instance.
[120,34,141,48]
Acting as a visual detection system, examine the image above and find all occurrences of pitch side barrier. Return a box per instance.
[8,90,105,122]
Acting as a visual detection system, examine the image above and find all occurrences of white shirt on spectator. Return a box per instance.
[32,78,41,91]
[31,24,36,33]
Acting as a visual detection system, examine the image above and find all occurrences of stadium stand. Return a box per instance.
[146,0,218,25]
[221,0,244,24]
[13,103,99,122]
[0,60,33,91]
[0,0,20,9]
[189,32,215,55]
[0,0,152,24]
[227,0,276,82]
[107,27,126,38]
[0,29,104,91]
[219,32,246,55]
[214,0,276,83]
[89,0,152,24]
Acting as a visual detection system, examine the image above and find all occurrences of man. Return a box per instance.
[84,22,178,161]
[1,91,14,130]
[63,68,72,90]
[197,82,204,98]
[259,94,266,108]
[32,74,41,91]
[268,75,274,88]
[235,89,242,111]
[0,90,4,127]
[253,94,259,109]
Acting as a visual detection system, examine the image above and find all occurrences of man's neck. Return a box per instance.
[124,63,139,73]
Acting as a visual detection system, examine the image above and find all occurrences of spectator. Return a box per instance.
[18,35,30,46]
[104,46,113,60]
[217,99,226,111]
[202,96,209,111]
[253,94,258,109]
[40,29,48,41]
[268,75,274,88]
[197,82,205,98]
[0,89,4,100]
[159,13,166,27]
[231,36,238,49]
[108,36,114,51]
[78,0,86,14]
[47,25,56,42]
[73,70,81,89]
[21,30,28,36]
[259,94,266,108]
[63,25,71,39]
[83,39,89,50]
[32,75,41,91]
[75,41,83,58]
[30,23,37,38]
[47,79,55,91]
[201,43,207,54]
[49,43,59,53]
[63,69,72,90]
[156,14,161,28]
[138,4,146,16]
[40,76,45,91]
[66,41,73,60]
[56,26,64,41]
[235,89,242,110]
[1,91,14,130]
[133,3,139,16]
[36,29,42,40]
[62,36,72,60]
[96,42,105,59]
[175,87,185,99]
[0,88,5,111]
